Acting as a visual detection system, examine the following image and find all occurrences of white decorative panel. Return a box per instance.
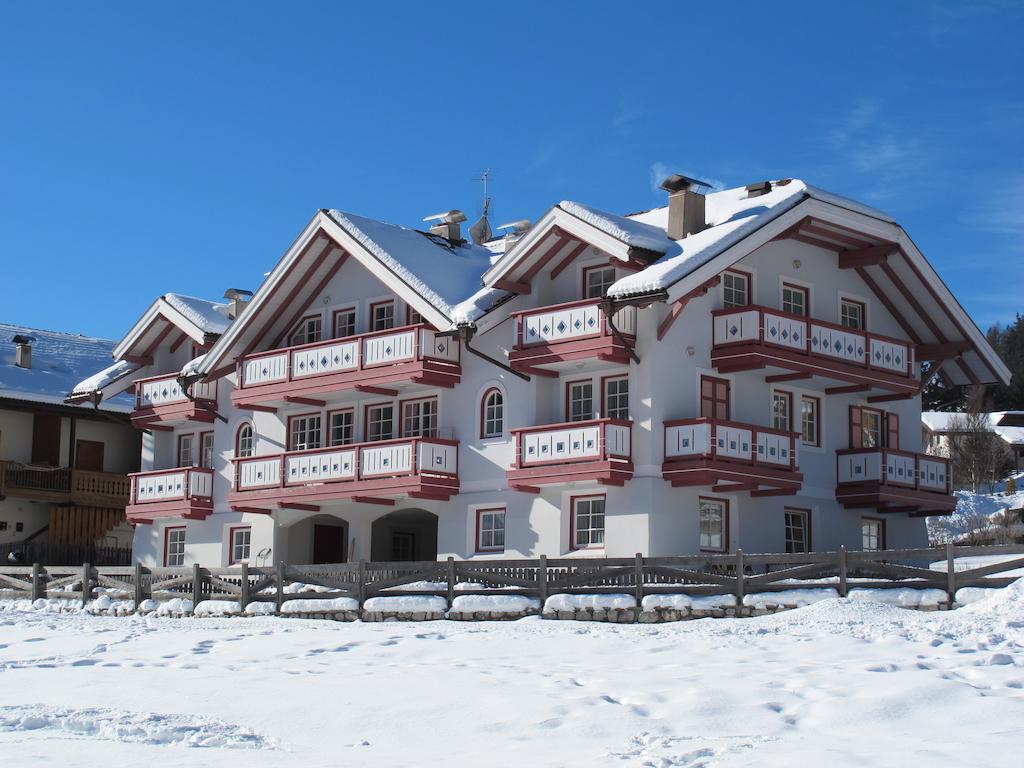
[885,452,917,486]
[237,457,281,490]
[762,311,807,351]
[603,423,631,458]
[612,305,637,336]
[416,441,458,474]
[520,424,602,465]
[291,340,359,379]
[133,470,187,503]
[664,422,710,459]
[138,376,189,407]
[837,452,882,483]
[188,470,213,498]
[242,352,288,387]
[419,330,460,362]
[713,309,760,346]
[521,303,603,347]
[756,431,795,466]
[360,442,414,477]
[918,457,948,490]
[812,324,865,365]
[713,423,754,461]
[285,449,356,485]
[869,338,909,374]
[363,329,417,366]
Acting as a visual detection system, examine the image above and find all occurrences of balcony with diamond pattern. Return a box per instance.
[509,299,636,373]
[125,467,214,522]
[131,374,218,428]
[836,448,954,515]
[232,324,461,408]
[710,305,917,395]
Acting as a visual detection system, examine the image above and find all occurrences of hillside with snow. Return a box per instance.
[929,472,1024,543]
[1,583,1023,767]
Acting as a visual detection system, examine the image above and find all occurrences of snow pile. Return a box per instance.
[449,595,539,614]
[84,595,135,614]
[544,594,635,611]
[259,581,340,595]
[362,596,447,613]
[280,597,358,614]
[954,587,998,605]
[193,600,242,617]
[243,601,277,615]
[640,593,740,610]
[153,598,194,616]
[848,588,947,608]
[743,588,839,608]
[67,359,139,402]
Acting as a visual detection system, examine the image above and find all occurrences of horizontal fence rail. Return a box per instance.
[2,544,1022,613]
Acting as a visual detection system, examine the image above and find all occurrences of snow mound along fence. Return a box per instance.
[2,544,1023,622]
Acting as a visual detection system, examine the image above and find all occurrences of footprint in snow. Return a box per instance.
[865,663,899,673]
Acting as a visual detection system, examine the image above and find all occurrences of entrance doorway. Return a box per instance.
[312,523,347,564]
[371,509,438,562]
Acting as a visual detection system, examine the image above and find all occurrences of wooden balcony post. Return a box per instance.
[633,553,644,610]
[357,559,366,608]
[276,561,285,611]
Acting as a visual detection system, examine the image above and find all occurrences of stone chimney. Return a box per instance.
[12,334,33,369]
[423,210,467,242]
[223,288,253,320]
[660,174,710,240]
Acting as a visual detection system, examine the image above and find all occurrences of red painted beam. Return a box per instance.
[867,392,915,404]
[270,251,347,349]
[494,278,531,294]
[352,496,395,506]
[824,384,870,395]
[230,505,274,515]
[278,502,320,512]
[916,342,971,360]
[765,371,812,383]
[657,276,721,341]
[238,403,278,413]
[168,331,190,354]
[285,396,327,407]
[549,241,589,280]
[123,354,155,366]
[880,260,948,343]
[750,488,799,497]
[514,365,559,379]
[838,244,897,269]
[356,384,400,397]
[510,484,541,494]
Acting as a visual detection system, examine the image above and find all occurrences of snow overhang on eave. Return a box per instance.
[111,296,215,362]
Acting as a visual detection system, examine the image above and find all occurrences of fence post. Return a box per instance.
[81,562,92,607]
[734,549,745,606]
[634,553,644,617]
[276,561,285,612]
[838,546,848,598]
[357,559,366,608]
[240,562,250,609]
[192,563,202,607]
[133,562,144,608]
[946,541,956,607]
[31,563,42,601]
[446,556,455,605]
[537,554,547,607]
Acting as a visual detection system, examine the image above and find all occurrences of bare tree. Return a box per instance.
[947,410,1013,493]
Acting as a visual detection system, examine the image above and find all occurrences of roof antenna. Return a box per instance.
[469,168,493,245]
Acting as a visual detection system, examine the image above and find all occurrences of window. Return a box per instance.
[782,283,808,316]
[289,414,322,451]
[371,301,395,331]
[15,522,23,533]
[583,266,617,299]
[366,404,394,442]
[178,434,195,467]
[699,498,728,552]
[862,518,885,551]
[289,315,322,346]
[476,508,506,552]
[0,521,6,531]
[199,432,214,468]
[723,270,751,308]
[771,391,792,432]
[700,376,730,420]
[840,298,865,330]
[333,308,356,338]
[230,527,251,564]
[164,527,186,567]
[481,388,504,438]
[567,381,594,422]
[407,307,425,326]
[850,406,883,449]
[328,410,354,446]
[784,509,810,553]
[800,396,820,446]
[402,398,438,438]
[604,377,629,420]
[236,423,254,457]
[572,496,606,549]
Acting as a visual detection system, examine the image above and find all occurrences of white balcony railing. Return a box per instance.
[512,298,637,349]
[663,418,799,469]
[511,419,631,468]
[130,467,214,504]
[837,448,950,493]
[135,374,217,410]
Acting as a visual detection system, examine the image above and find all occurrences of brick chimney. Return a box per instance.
[660,174,710,240]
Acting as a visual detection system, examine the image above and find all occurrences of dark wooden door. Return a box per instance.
[312,524,346,564]
[392,532,415,561]
[31,413,61,466]
[75,440,105,471]
[700,376,731,420]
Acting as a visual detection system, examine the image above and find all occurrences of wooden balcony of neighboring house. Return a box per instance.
[0,461,131,508]
[506,418,633,492]
[125,467,214,523]
[836,448,954,515]
[131,374,218,428]
[232,324,461,409]
[711,304,918,397]
[509,299,636,374]
[661,418,803,496]
[227,436,459,511]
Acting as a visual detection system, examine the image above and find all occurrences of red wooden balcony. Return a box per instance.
[836,448,954,515]
[227,436,459,510]
[131,374,217,428]
[506,418,633,492]
[711,305,917,395]
[662,418,803,495]
[510,299,636,372]
[232,324,461,408]
[125,467,214,523]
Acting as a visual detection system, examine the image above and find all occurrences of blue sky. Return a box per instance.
[0,1,1021,340]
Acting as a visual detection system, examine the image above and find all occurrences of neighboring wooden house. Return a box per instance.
[73,177,1010,567]
[922,411,1024,470]
[0,323,140,561]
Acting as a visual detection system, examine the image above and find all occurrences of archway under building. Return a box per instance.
[279,514,350,564]
[370,509,438,562]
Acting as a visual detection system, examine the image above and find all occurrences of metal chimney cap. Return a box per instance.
[223,288,254,300]
[423,210,467,224]
[12,334,35,345]
[497,219,531,233]
[660,174,712,194]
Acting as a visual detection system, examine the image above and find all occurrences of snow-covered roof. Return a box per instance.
[112,293,232,362]
[922,411,1024,446]
[558,201,672,255]
[450,286,516,325]
[325,211,494,319]
[163,294,231,335]
[0,323,134,414]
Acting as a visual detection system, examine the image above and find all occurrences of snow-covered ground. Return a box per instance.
[1,582,1023,767]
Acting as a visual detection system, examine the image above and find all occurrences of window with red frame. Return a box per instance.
[164,527,186,567]
[366,404,394,442]
[401,398,438,438]
[289,414,322,451]
[481,388,504,438]
[370,301,395,331]
[289,315,322,346]
[476,508,505,552]
[781,283,808,316]
[333,308,356,338]
[572,496,605,549]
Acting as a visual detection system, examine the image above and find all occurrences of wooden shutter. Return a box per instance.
[849,406,863,449]
[886,413,900,450]
[701,376,730,420]
[74,440,105,472]
[31,413,62,466]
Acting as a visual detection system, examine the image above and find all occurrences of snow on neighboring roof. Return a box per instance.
[0,323,134,413]
[164,294,231,335]
[450,286,516,325]
[607,181,809,299]
[326,211,493,320]
[68,359,139,402]
[921,411,1024,446]
[558,201,671,254]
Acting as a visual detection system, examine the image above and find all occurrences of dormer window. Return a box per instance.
[371,300,395,331]
[722,270,751,308]
[782,283,808,317]
[583,266,616,299]
[289,316,322,346]
[840,298,865,330]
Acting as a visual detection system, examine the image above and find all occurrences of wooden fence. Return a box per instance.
[0,543,1022,611]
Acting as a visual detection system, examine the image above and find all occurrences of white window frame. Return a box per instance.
[476,507,506,552]
[366,404,394,442]
[722,269,751,309]
[784,509,809,553]
[567,380,594,422]
[699,497,727,552]
[230,527,251,565]
[603,376,629,420]
[401,398,438,438]
[780,279,811,317]
[289,414,322,451]
[289,315,323,346]
[572,495,606,550]
[165,527,186,567]
[333,307,357,338]
[862,518,884,551]
[583,265,617,299]
[481,387,504,439]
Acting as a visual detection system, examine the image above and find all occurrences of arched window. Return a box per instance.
[481,388,504,438]
[236,423,254,457]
